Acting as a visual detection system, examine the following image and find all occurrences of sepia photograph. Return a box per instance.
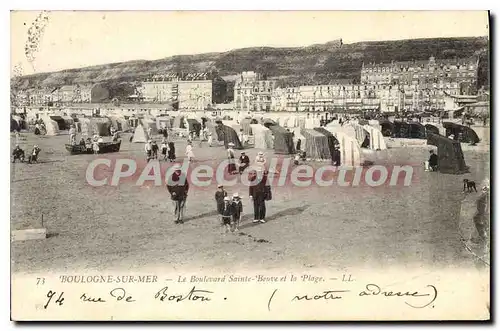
[9,10,490,321]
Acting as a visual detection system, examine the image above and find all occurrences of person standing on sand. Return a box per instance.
[248,170,270,224]
[167,165,189,224]
[185,141,195,162]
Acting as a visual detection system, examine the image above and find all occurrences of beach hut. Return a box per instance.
[110,116,130,132]
[240,118,257,136]
[393,121,411,138]
[219,124,243,149]
[12,115,27,130]
[186,119,202,133]
[427,133,467,174]
[40,115,60,136]
[132,124,149,143]
[362,125,387,150]
[408,122,426,139]
[379,120,394,137]
[314,127,338,161]
[350,123,369,146]
[368,120,382,132]
[156,116,171,130]
[442,122,480,144]
[62,116,75,129]
[300,128,331,160]
[89,117,112,136]
[250,124,274,150]
[325,122,357,141]
[425,123,446,137]
[173,116,186,129]
[269,125,296,155]
[331,131,362,167]
[141,118,159,135]
[50,115,69,130]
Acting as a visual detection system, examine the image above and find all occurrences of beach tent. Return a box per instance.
[425,123,446,137]
[393,121,411,138]
[331,131,362,167]
[368,120,382,132]
[350,123,369,146]
[362,125,387,150]
[79,118,91,136]
[301,128,331,160]
[50,115,69,130]
[156,116,171,130]
[219,124,243,149]
[442,122,480,144]
[205,121,221,142]
[62,116,75,129]
[12,115,27,131]
[240,118,257,136]
[141,119,159,136]
[325,122,357,141]
[109,116,130,132]
[286,116,300,128]
[173,116,186,129]
[250,124,274,150]
[269,125,296,155]
[186,119,202,133]
[89,117,112,136]
[408,122,426,139]
[314,127,338,161]
[298,118,306,129]
[379,120,394,137]
[427,133,468,174]
[132,124,149,143]
[10,117,19,132]
[40,115,60,136]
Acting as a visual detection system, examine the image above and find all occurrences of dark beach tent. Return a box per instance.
[269,125,296,155]
[50,116,69,130]
[89,117,112,136]
[379,120,394,137]
[173,116,186,129]
[219,124,243,149]
[301,128,331,160]
[314,127,339,160]
[425,124,440,136]
[408,122,426,139]
[442,122,480,144]
[10,117,19,132]
[427,133,468,174]
[62,116,75,129]
[186,119,201,133]
[393,121,410,138]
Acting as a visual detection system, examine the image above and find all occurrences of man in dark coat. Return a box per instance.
[166,165,189,224]
[249,170,270,224]
[238,152,250,174]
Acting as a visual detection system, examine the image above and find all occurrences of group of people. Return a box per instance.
[145,139,176,162]
[12,144,41,164]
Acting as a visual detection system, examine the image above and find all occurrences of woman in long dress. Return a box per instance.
[227,143,236,174]
[185,141,195,162]
[207,132,213,147]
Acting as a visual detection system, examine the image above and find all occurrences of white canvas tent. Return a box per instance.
[332,131,362,167]
[250,124,274,150]
[132,124,149,143]
[362,125,387,150]
[40,115,60,136]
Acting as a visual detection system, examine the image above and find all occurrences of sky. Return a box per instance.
[10,11,489,76]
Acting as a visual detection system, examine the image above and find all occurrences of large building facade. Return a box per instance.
[234,71,276,112]
[361,56,479,93]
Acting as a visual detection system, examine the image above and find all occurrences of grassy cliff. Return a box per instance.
[11,36,489,89]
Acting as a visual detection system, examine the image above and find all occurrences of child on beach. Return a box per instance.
[231,193,243,232]
[221,196,233,233]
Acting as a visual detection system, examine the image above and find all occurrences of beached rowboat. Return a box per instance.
[65,141,122,155]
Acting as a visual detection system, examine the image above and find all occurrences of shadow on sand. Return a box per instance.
[239,205,310,230]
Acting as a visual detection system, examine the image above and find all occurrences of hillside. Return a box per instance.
[11,36,489,90]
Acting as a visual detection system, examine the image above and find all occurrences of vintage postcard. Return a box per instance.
[10,10,490,321]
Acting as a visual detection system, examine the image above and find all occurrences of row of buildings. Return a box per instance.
[13,56,483,114]
[12,73,229,110]
[233,56,482,113]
